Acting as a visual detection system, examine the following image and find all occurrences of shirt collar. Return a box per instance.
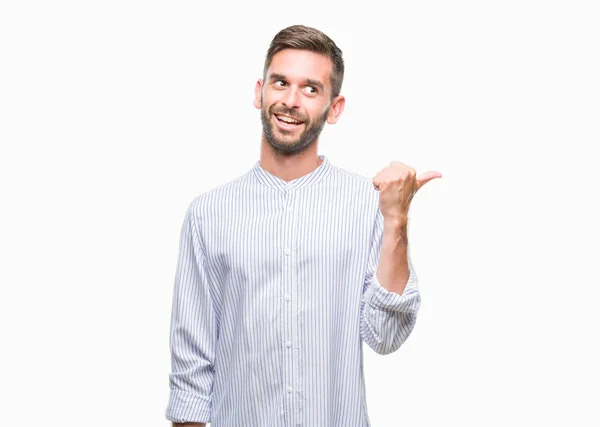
[251,154,333,191]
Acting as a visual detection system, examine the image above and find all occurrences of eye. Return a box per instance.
[274,80,286,87]
[304,86,317,95]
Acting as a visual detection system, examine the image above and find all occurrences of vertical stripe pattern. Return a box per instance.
[166,155,421,427]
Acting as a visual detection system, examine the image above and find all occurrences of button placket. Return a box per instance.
[281,188,300,424]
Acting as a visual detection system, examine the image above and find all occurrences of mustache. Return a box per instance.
[269,106,308,122]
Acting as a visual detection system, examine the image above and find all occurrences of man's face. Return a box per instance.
[254,49,343,155]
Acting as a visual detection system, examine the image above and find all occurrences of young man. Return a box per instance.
[166,25,441,427]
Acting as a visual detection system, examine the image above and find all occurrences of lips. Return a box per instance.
[274,114,304,125]
[273,113,305,130]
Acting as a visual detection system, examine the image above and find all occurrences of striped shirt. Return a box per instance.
[166,154,421,427]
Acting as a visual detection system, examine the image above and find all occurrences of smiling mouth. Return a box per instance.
[274,114,304,127]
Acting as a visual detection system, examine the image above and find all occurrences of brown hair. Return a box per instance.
[263,25,344,99]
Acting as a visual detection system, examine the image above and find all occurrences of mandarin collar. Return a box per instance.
[251,154,333,191]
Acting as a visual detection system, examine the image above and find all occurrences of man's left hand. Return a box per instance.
[372,161,442,222]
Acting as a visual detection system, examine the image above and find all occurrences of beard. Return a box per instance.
[261,101,329,156]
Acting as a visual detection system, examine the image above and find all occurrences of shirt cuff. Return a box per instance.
[363,268,419,312]
[165,389,211,423]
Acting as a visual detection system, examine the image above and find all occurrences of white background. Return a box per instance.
[1,1,599,426]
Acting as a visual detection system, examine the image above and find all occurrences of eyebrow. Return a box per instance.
[269,73,325,92]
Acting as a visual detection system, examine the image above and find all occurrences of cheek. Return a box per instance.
[262,89,282,105]
[309,103,330,122]
[321,100,332,115]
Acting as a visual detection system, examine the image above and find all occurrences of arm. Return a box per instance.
[165,199,217,424]
[376,216,410,295]
[360,209,421,355]
[361,161,440,354]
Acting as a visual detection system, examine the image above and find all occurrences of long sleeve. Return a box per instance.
[360,208,421,355]
[165,199,217,423]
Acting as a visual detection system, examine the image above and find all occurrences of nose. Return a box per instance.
[282,87,301,109]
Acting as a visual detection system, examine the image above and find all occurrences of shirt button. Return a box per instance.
[285,341,292,348]
[287,206,293,213]
[287,386,293,393]
[284,295,291,302]
[285,248,291,256]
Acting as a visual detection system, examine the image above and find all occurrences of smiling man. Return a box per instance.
[258,44,343,160]
[166,25,441,427]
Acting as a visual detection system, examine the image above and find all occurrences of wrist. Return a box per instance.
[383,217,408,244]
[383,214,408,230]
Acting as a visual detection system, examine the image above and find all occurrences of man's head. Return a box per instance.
[254,25,345,156]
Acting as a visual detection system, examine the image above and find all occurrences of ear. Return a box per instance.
[253,79,263,109]
[326,95,345,124]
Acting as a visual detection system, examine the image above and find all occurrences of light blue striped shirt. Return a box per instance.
[166,154,421,427]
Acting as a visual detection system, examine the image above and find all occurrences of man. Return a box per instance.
[166,24,441,427]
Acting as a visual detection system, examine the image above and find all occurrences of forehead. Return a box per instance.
[267,49,333,85]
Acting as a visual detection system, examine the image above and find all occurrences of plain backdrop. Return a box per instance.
[1,1,599,426]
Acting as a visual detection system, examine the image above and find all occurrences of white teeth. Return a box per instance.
[277,115,301,124]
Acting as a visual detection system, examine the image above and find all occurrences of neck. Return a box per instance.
[259,137,322,182]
